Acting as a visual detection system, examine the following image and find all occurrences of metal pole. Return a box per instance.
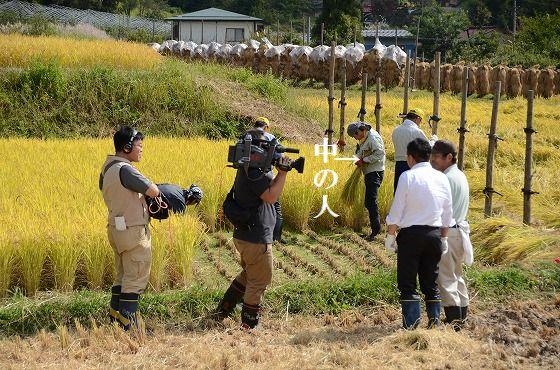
[201,20,204,43]
[484,81,502,218]
[339,60,347,152]
[308,16,311,45]
[432,51,441,135]
[375,77,382,133]
[457,67,469,171]
[290,20,293,43]
[395,28,398,46]
[302,16,305,45]
[328,41,336,145]
[359,72,368,121]
[403,52,410,115]
[320,22,324,46]
[522,90,537,225]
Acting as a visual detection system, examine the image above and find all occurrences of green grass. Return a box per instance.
[1,263,558,336]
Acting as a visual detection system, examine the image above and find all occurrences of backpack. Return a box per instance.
[222,187,259,228]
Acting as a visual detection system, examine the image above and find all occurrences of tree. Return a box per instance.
[461,0,492,27]
[313,0,363,45]
[411,4,469,59]
[368,0,416,27]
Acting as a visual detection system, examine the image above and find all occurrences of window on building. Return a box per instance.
[225,28,244,43]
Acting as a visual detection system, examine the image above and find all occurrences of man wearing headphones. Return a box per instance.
[253,116,286,244]
[99,126,160,331]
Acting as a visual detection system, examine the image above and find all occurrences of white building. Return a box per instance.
[166,7,264,44]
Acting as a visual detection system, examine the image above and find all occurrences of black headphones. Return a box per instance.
[123,129,138,153]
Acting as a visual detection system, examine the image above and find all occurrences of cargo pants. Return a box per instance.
[107,225,152,294]
[232,238,273,306]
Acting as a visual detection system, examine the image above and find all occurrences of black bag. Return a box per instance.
[222,187,258,228]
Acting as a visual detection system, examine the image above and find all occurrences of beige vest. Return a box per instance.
[101,155,149,227]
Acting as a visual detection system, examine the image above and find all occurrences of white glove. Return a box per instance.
[441,237,449,255]
[385,234,397,253]
[429,134,438,146]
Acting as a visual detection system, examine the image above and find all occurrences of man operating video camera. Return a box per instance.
[215,128,302,329]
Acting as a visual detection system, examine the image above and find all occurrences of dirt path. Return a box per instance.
[199,77,324,143]
[0,297,558,369]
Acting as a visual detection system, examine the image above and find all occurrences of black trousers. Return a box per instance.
[397,226,443,301]
[364,171,384,236]
[394,161,410,193]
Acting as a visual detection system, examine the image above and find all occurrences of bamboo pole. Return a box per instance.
[523,90,537,225]
[403,52,411,115]
[353,24,357,47]
[412,17,420,90]
[327,41,336,145]
[276,19,280,45]
[375,77,382,133]
[320,22,324,46]
[359,72,368,121]
[484,81,502,218]
[338,60,347,151]
[457,67,469,171]
[432,51,441,135]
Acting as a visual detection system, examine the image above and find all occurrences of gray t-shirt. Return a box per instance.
[99,161,150,194]
[232,168,276,244]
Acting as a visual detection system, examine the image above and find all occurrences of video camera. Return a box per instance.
[227,132,305,174]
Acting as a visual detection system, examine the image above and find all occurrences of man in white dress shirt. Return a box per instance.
[386,138,454,329]
[430,140,473,330]
[391,108,429,193]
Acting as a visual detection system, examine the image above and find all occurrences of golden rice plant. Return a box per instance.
[16,236,48,296]
[149,221,171,291]
[0,236,14,297]
[0,34,161,69]
[471,217,559,264]
[169,214,206,287]
[83,233,112,290]
[48,231,82,292]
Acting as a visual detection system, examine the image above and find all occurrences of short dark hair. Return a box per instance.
[407,138,431,163]
[113,126,144,152]
[254,120,267,129]
[432,140,458,164]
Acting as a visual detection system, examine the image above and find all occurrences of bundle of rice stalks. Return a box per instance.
[471,217,560,264]
[341,168,363,204]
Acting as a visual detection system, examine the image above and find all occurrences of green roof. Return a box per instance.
[166,7,263,22]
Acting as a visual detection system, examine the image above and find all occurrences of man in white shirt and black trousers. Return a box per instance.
[385,138,454,329]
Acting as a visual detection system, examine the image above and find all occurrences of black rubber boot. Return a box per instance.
[241,303,260,329]
[119,292,139,331]
[443,306,462,331]
[401,298,421,330]
[426,300,441,328]
[109,285,121,323]
[215,280,246,320]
